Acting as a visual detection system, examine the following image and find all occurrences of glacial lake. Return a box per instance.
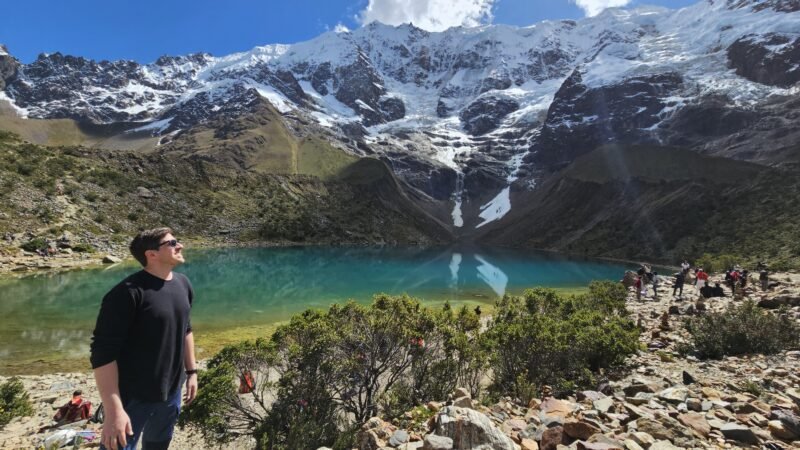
[0,246,635,374]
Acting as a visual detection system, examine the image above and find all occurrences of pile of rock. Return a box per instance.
[343,272,800,450]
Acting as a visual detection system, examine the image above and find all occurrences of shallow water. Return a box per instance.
[0,245,634,374]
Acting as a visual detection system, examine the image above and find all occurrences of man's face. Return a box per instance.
[149,233,185,267]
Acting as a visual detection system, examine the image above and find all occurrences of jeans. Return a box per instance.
[100,388,181,450]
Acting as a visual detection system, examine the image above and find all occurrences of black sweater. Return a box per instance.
[90,270,193,402]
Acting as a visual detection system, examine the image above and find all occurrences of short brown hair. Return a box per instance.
[129,227,172,266]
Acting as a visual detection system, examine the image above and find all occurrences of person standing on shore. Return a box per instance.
[90,228,197,450]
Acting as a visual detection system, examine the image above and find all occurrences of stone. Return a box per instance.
[657,387,688,404]
[359,430,386,450]
[629,432,655,447]
[719,423,759,444]
[649,441,680,450]
[682,371,696,385]
[390,430,410,447]
[576,442,622,450]
[768,420,799,440]
[433,406,517,450]
[623,440,643,450]
[623,383,659,397]
[677,412,710,437]
[771,409,800,436]
[137,186,155,198]
[563,420,601,440]
[685,398,702,412]
[520,438,539,450]
[540,398,574,420]
[540,426,565,450]
[102,255,122,264]
[452,396,473,409]
[453,388,470,399]
[593,397,615,413]
[579,391,607,402]
[422,435,453,450]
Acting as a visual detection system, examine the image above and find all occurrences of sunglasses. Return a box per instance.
[157,239,180,248]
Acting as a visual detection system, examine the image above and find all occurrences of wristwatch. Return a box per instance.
[186,369,198,375]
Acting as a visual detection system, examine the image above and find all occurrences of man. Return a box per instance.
[90,228,197,450]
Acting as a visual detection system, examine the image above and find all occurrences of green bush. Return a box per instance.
[0,377,34,427]
[694,253,739,274]
[20,238,47,252]
[180,295,486,450]
[71,243,94,253]
[484,282,640,398]
[684,300,800,359]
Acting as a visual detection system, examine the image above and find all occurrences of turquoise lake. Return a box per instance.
[0,246,633,374]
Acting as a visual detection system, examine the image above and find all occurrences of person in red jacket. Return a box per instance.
[695,268,709,290]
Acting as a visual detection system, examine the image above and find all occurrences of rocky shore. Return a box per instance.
[1,272,799,449]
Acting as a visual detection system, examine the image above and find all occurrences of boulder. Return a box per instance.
[677,412,710,437]
[433,406,517,450]
[539,426,565,450]
[422,435,454,450]
[563,420,601,440]
[719,423,759,444]
[102,255,122,264]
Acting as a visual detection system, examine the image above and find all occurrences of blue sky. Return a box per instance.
[1,0,699,64]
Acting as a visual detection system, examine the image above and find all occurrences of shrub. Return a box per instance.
[71,243,94,253]
[694,253,739,274]
[683,300,800,359]
[20,238,47,252]
[0,377,34,427]
[484,282,640,398]
[181,295,486,449]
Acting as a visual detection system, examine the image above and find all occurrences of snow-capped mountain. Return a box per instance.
[1,0,799,230]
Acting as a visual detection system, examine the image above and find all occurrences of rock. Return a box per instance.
[622,440,644,450]
[720,423,760,444]
[520,438,539,450]
[623,383,658,397]
[102,255,122,264]
[433,406,517,450]
[576,442,622,450]
[682,371,696,385]
[677,412,710,437]
[656,387,688,404]
[629,432,655,448]
[359,430,386,450]
[452,396,474,409]
[391,430,410,447]
[422,435,454,450]
[540,398,574,420]
[648,441,680,450]
[770,409,800,437]
[685,398,702,412]
[563,420,601,440]
[540,426,565,450]
[593,397,615,413]
[579,391,606,402]
[137,186,155,198]
[768,420,799,441]
[453,388,470,399]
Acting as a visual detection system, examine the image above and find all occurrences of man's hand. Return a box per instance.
[101,407,132,450]
[184,373,198,405]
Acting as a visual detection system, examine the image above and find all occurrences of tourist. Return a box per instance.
[700,283,714,299]
[651,272,659,300]
[759,269,769,291]
[672,271,685,298]
[681,260,690,274]
[90,228,197,450]
[695,268,709,290]
[635,276,643,301]
[711,282,725,297]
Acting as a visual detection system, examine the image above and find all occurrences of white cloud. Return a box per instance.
[573,0,632,17]
[358,0,495,32]
[334,23,351,33]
